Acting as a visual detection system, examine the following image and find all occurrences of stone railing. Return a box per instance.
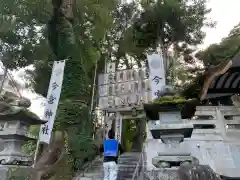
[131,152,144,180]
[117,152,143,180]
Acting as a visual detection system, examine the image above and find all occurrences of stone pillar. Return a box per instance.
[152,129,194,168]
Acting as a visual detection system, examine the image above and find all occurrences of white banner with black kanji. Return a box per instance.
[39,60,66,144]
[147,53,166,100]
[115,112,122,142]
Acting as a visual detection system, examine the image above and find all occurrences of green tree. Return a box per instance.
[196,22,240,66]
[130,0,214,63]
[0,0,118,173]
[28,0,213,154]
[0,0,52,69]
[126,0,213,150]
[0,0,213,171]
[45,0,118,172]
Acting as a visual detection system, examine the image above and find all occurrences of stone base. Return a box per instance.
[215,167,240,178]
[0,165,32,180]
[144,165,221,180]
[144,168,179,180]
[152,156,196,168]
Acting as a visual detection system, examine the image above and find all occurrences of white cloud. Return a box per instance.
[200,0,240,49]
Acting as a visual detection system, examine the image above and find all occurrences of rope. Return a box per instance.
[0,62,22,97]
[6,71,22,97]
[0,66,7,93]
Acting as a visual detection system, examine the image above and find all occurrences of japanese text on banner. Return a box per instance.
[147,53,166,100]
[39,60,66,144]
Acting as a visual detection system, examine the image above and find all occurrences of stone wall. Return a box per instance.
[144,106,240,178]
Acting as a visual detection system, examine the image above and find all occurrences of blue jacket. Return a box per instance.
[100,142,124,163]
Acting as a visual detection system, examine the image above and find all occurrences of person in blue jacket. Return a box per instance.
[100,129,124,180]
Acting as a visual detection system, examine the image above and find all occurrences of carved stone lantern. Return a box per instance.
[144,98,195,169]
[0,90,46,179]
[0,109,46,166]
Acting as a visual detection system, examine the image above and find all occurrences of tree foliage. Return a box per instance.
[132,0,214,63]
[196,22,240,66]
[0,0,213,173]
[0,0,52,69]
[183,22,240,100]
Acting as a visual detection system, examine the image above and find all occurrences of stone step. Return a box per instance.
[85,166,103,172]
[74,157,103,180]
[74,153,142,180]
[74,177,103,180]
[117,152,142,180]
[117,171,135,179]
[82,171,102,176]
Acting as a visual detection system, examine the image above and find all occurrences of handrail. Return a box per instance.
[131,145,145,180]
[131,154,141,180]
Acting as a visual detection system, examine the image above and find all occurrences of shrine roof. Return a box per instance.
[205,74,240,94]
[200,56,240,100]
[0,109,46,125]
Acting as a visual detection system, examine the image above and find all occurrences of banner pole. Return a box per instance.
[33,140,40,167]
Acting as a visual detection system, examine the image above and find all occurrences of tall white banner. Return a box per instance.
[147,53,166,100]
[39,60,66,144]
[115,112,122,142]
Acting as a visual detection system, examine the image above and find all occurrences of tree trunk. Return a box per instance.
[31,131,65,180]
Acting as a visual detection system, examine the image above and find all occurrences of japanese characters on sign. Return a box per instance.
[98,67,151,109]
[45,109,53,119]
[41,124,49,135]
[39,60,66,144]
[115,112,122,142]
[147,53,166,100]
[152,76,162,85]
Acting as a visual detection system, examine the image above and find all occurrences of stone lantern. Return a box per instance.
[0,90,46,179]
[0,109,45,166]
[144,100,194,168]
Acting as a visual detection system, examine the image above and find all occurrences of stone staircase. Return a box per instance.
[73,157,103,180]
[73,152,142,180]
[117,152,142,180]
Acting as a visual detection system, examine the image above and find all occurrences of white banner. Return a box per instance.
[115,112,122,142]
[39,60,66,144]
[147,53,166,100]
